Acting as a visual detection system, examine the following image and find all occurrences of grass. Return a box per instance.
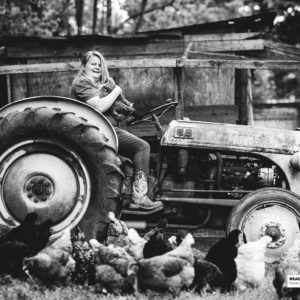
[0,264,279,300]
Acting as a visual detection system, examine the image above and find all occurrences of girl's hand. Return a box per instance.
[106,77,116,90]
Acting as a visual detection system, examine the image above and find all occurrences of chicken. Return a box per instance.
[0,212,53,253]
[143,219,172,259]
[205,229,245,284]
[0,212,53,276]
[168,233,229,293]
[127,228,147,260]
[191,258,230,294]
[234,235,272,291]
[23,229,75,283]
[273,239,300,299]
[168,234,206,260]
[71,227,95,284]
[137,233,195,295]
[90,239,138,295]
[105,212,129,248]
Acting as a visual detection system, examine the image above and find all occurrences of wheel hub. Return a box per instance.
[25,175,53,203]
[259,222,286,248]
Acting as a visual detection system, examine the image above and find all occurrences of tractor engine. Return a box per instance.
[150,147,287,228]
[157,148,285,198]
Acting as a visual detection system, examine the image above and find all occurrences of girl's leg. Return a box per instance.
[115,128,162,210]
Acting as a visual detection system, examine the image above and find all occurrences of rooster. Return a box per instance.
[137,233,195,296]
[234,235,272,291]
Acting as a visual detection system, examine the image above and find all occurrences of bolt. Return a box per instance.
[28,193,33,198]
[34,198,39,203]
[26,185,32,191]
[45,189,52,195]
[41,196,47,201]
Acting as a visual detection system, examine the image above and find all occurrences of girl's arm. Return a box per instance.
[87,85,122,113]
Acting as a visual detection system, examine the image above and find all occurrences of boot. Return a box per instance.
[130,171,163,210]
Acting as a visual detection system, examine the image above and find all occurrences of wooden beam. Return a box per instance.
[178,59,300,70]
[173,67,184,119]
[182,42,193,59]
[184,32,262,42]
[6,75,11,104]
[1,57,300,76]
[0,59,177,75]
[192,39,265,52]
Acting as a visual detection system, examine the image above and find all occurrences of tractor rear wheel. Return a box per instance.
[226,187,300,263]
[0,106,123,241]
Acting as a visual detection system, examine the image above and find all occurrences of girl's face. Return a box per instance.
[84,55,101,81]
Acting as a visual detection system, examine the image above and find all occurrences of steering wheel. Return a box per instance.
[126,100,178,126]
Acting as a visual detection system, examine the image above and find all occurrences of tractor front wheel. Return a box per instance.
[226,187,300,263]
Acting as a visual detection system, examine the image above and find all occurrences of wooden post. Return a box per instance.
[6,75,11,104]
[235,69,254,125]
[174,66,184,120]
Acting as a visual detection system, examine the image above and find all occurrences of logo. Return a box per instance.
[287,275,300,287]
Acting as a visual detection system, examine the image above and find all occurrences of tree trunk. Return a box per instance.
[106,0,112,34]
[92,0,98,34]
[135,0,148,33]
[75,0,85,35]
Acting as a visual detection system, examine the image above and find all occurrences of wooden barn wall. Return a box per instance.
[6,67,235,111]
[253,106,299,130]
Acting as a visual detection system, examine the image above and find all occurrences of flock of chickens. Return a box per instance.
[0,211,298,298]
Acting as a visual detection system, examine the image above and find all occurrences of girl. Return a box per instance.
[71,50,162,211]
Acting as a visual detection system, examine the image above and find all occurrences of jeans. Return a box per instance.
[115,127,150,175]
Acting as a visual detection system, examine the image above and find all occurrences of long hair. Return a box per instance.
[72,50,109,86]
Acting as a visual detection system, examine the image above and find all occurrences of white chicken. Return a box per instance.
[234,235,272,291]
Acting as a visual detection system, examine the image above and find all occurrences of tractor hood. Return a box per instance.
[161,120,300,154]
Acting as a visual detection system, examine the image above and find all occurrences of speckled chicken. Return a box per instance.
[273,239,300,299]
[23,229,75,283]
[105,212,129,247]
[90,239,138,295]
[234,235,272,291]
[137,233,195,295]
[71,227,95,284]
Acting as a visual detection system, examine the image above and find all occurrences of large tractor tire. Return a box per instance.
[0,103,124,241]
[226,187,300,263]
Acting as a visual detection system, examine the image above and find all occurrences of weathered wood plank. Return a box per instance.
[0,59,177,75]
[192,39,265,52]
[178,59,300,70]
[184,32,262,42]
[1,57,300,76]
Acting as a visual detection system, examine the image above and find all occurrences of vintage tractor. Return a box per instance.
[0,95,300,262]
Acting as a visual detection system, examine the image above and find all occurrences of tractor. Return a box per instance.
[0,95,300,262]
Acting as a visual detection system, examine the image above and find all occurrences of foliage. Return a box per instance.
[0,0,75,36]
